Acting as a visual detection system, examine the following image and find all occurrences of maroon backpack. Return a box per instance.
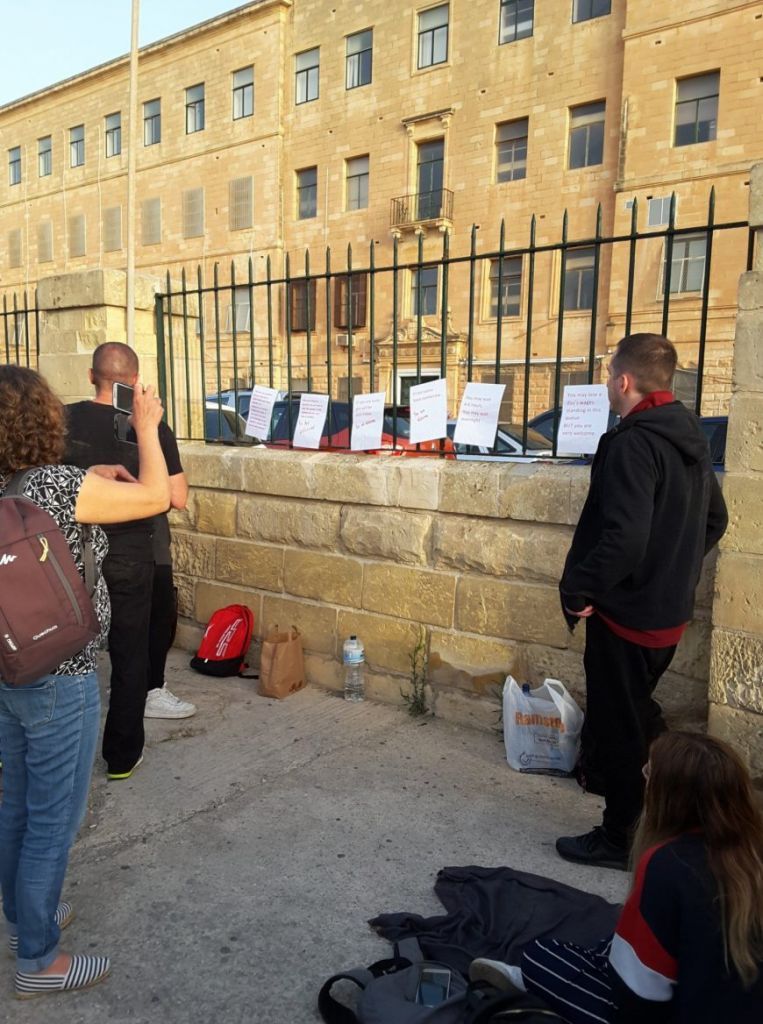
[0,470,100,686]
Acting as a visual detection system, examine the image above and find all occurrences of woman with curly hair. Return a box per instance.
[0,363,170,999]
[471,731,763,1022]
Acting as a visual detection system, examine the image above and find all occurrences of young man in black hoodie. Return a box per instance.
[557,333,728,869]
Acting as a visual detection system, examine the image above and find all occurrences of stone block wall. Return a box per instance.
[171,446,715,732]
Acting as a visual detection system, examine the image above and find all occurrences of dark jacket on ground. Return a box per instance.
[560,401,727,631]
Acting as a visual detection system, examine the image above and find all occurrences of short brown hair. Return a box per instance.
[0,365,66,475]
[611,333,677,394]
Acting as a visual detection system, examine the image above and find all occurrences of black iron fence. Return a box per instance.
[155,189,750,458]
[1,291,39,368]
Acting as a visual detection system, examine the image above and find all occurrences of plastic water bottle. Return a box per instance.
[343,635,365,702]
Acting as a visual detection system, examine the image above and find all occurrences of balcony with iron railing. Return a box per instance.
[390,188,454,233]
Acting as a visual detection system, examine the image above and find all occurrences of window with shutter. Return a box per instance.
[334,274,368,328]
[37,220,53,263]
[183,188,204,238]
[229,177,253,231]
[141,198,161,245]
[69,214,86,258]
[8,229,22,268]
[103,207,122,252]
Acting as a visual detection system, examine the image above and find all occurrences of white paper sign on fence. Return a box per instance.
[453,382,506,447]
[292,393,329,449]
[409,377,448,444]
[351,392,386,451]
[245,385,279,438]
[556,384,610,455]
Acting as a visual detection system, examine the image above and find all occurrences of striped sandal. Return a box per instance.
[15,954,110,999]
[8,901,74,956]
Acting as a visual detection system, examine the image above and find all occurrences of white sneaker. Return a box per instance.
[144,687,197,720]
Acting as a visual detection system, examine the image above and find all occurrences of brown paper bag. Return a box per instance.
[258,625,306,699]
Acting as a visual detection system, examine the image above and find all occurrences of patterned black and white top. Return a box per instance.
[0,465,110,676]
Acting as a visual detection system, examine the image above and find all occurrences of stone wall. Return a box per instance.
[707,163,763,776]
[171,446,715,732]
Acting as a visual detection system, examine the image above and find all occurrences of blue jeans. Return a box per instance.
[0,672,100,971]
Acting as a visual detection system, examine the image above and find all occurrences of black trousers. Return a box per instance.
[101,556,154,774]
[148,564,176,690]
[582,614,676,847]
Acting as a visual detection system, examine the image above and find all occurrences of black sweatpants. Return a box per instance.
[101,555,154,774]
[148,564,176,691]
[583,614,676,847]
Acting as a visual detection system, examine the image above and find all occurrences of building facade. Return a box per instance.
[0,0,758,428]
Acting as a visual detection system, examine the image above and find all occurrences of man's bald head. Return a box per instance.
[90,342,140,395]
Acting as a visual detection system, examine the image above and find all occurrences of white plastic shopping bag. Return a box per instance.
[503,676,584,775]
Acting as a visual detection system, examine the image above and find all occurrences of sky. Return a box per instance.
[0,1,248,106]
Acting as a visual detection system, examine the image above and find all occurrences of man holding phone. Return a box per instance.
[64,343,194,780]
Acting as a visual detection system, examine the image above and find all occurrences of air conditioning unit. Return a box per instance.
[336,333,353,348]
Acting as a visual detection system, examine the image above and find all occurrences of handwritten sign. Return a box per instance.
[351,392,386,451]
[409,378,448,444]
[453,382,506,447]
[245,385,279,439]
[556,384,610,455]
[293,393,329,449]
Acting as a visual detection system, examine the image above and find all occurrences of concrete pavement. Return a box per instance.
[3,650,629,1023]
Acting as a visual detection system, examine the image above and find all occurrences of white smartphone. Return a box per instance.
[416,967,451,1007]
[112,381,134,414]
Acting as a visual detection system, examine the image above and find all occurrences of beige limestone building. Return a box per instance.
[0,0,759,426]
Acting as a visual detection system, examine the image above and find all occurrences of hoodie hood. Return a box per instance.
[614,400,710,464]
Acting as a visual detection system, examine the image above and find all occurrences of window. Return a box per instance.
[334,274,368,328]
[37,220,53,263]
[417,139,444,219]
[550,367,588,406]
[70,125,85,167]
[229,177,253,231]
[295,48,319,104]
[183,188,204,238]
[674,72,719,147]
[648,197,674,227]
[141,198,161,245]
[411,267,438,315]
[338,376,364,401]
[103,206,122,252]
[186,84,205,134]
[489,257,522,318]
[105,112,121,158]
[346,29,372,89]
[664,234,707,295]
[232,66,254,119]
[572,0,611,22]
[480,368,516,421]
[418,5,449,69]
[496,119,528,182]
[8,229,22,268]
[346,156,369,210]
[8,147,21,186]
[290,279,317,332]
[296,167,317,219]
[38,136,52,177]
[563,247,596,311]
[568,101,605,169]
[68,214,86,258]
[500,0,534,44]
[226,286,251,333]
[144,99,161,146]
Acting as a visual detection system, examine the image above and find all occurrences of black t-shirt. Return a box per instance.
[64,401,182,561]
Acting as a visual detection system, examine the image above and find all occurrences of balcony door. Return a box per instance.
[417,140,444,220]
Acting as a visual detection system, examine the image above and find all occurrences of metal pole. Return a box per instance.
[126,0,140,348]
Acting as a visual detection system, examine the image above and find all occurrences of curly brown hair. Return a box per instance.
[0,365,67,475]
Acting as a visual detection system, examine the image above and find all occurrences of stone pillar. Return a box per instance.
[708,162,763,776]
[36,269,159,403]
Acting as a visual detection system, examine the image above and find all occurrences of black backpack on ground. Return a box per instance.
[318,937,561,1024]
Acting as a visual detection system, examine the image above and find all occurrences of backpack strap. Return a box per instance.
[393,937,424,964]
[6,470,97,596]
[317,958,412,1024]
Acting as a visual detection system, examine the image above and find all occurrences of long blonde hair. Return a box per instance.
[631,731,763,987]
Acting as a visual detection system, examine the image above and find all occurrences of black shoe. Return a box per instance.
[556,827,629,871]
